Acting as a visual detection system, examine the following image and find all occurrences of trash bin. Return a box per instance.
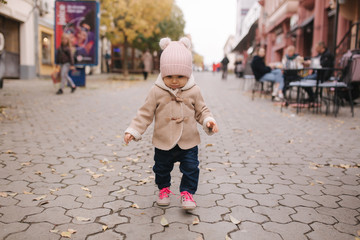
[69,67,86,87]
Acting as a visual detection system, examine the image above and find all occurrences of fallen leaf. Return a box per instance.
[225,235,232,240]
[118,172,122,176]
[33,195,46,201]
[21,162,31,166]
[205,168,216,172]
[229,214,241,225]
[255,149,261,152]
[131,203,139,209]
[288,139,294,144]
[76,216,91,222]
[60,231,72,238]
[100,158,110,164]
[86,169,95,174]
[5,150,15,154]
[92,174,104,179]
[160,216,169,227]
[205,143,213,147]
[195,236,203,240]
[8,192,17,197]
[37,201,49,206]
[49,188,60,193]
[68,229,76,234]
[34,171,42,175]
[0,192,8,198]
[106,143,114,147]
[81,187,90,192]
[23,191,33,195]
[60,173,67,177]
[316,180,324,184]
[355,238,360,240]
[192,217,200,225]
[102,225,108,231]
[113,152,117,155]
[86,194,92,198]
[49,229,59,233]
[224,151,230,155]
[310,182,315,186]
[309,166,318,170]
[149,176,155,179]
[51,168,56,173]
[116,188,126,194]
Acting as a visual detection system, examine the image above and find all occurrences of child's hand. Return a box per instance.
[206,121,218,133]
[124,133,134,144]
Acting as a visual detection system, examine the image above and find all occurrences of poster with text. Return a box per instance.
[55,0,99,65]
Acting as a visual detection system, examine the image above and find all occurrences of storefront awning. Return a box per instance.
[232,22,258,53]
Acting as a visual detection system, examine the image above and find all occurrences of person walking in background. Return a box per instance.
[251,47,284,101]
[55,34,76,95]
[221,55,229,79]
[124,37,218,211]
[141,49,153,80]
[234,56,244,78]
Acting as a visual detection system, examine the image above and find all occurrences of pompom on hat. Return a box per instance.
[159,37,193,78]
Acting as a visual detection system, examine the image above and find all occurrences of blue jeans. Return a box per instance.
[153,145,199,194]
[260,68,284,91]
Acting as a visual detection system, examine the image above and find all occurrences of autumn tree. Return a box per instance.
[133,3,185,51]
[100,0,173,76]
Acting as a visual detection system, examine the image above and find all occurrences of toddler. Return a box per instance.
[124,37,218,210]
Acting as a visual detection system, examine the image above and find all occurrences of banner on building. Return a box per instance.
[55,0,99,65]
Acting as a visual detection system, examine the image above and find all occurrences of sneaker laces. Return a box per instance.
[180,191,195,203]
[159,187,174,199]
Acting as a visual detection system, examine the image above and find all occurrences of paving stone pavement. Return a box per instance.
[0,72,359,240]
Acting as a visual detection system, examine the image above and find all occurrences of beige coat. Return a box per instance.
[141,51,153,73]
[125,74,216,150]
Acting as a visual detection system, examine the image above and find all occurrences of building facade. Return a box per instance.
[233,0,360,68]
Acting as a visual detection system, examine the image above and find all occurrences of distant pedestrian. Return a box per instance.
[124,37,218,211]
[55,34,76,95]
[141,49,153,80]
[105,52,111,73]
[234,57,244,78]
[221,55,229,79]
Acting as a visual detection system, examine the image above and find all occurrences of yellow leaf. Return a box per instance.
[86,194,92,198]
[116,188,126,193]
[21,162,31,166]
[60,173,67,177]
[67,229,76,234]
[33,195,46,201]
[310,182,315,186]
[205,143,213,147]
[229,214,241,224]
[102,225,108,231]
[116,135,122,138]
[61,231,72,238]
[81,187,90,192]
[192,217,200,225]
[23,191,33,195]
[225,235,232,240]
[195,236,203,240]
[0,192,8,198]
[160,216,169,227]
[92,174,104,179]
[316,180,324,184]
[49,229,59,233]
[131,203,139,209]
[76,216,91,222]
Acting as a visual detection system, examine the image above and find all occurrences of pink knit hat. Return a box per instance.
[159,37,193,78]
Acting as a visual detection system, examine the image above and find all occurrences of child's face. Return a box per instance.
[163,75,189,90]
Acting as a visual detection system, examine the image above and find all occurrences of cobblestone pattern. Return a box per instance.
[0,73,359,240]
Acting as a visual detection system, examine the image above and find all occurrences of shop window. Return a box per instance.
[41,32,52,65]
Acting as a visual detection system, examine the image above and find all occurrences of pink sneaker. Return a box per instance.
[157,187,174,206]
[180,191,196,210]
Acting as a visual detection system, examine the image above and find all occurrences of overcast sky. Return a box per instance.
[175,0,237,66]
